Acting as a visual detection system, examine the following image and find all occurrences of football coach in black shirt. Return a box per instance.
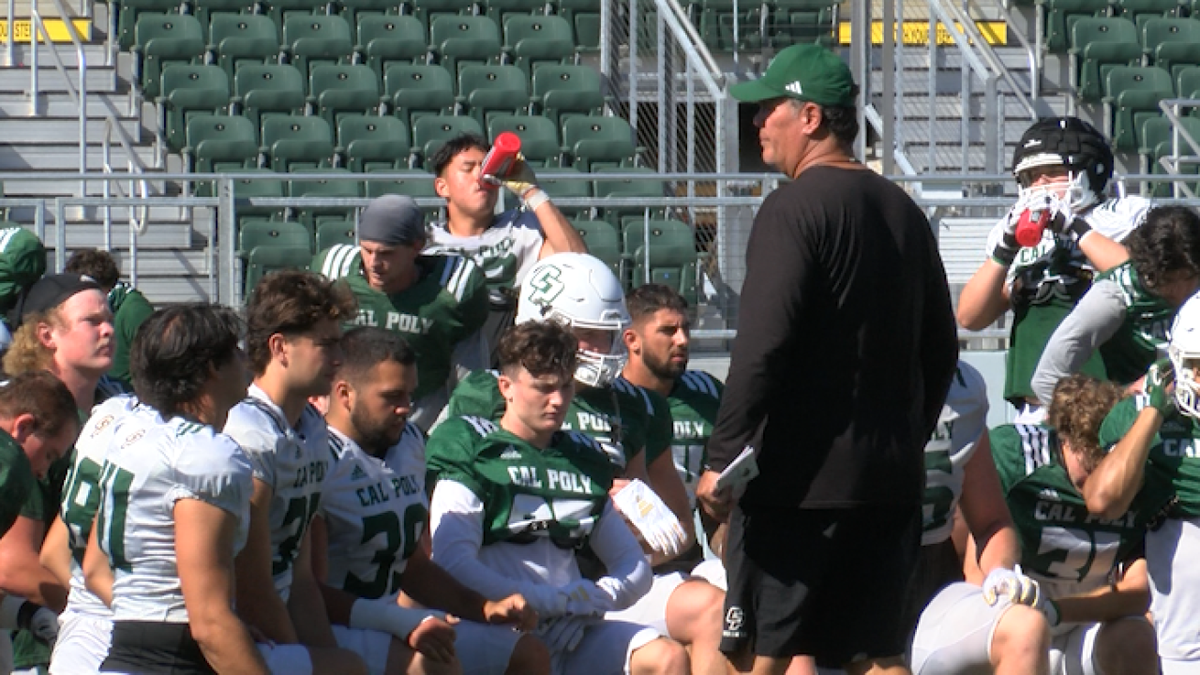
[695,44,959,675]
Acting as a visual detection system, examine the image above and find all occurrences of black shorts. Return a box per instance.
[719,503,922,668]
[101,621,215,674]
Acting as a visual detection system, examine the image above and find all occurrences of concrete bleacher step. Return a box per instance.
[0,117,142,144]
[0,66,118,94]
[0,144,158,171]
[113,273,216,304]
[2,44,113,70]
[36,220,195,249]
[935,217,999,286]
[0,91,132,118]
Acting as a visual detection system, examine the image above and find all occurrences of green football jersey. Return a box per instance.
[667,370,723,504]
[1100,395,1200,517]
[1093,262,1175,386]
[332,252,488,401]
[426,415,617,547]
[0,428,34,540]
[446,370,667,481]
[992,423,1174,599]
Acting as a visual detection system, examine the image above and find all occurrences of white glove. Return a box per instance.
[981,565,1044,608]
[1044,193,1093,242]
[349,598,443,641]
[559,579,615,617]
[611,479,687,558]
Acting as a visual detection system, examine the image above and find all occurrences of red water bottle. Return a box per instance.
[1015,208,1052,248]
[478,132,522,190]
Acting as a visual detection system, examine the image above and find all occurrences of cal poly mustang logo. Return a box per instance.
[723,606,747,639]
[527,265,565,308]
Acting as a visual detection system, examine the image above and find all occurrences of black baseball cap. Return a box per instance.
[10,273,102,329]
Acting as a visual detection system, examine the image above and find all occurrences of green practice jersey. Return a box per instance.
[0,429,34,540]
[1100,396,1200,516]
[1093,262,1175,385]
[667,370,723,505]
[426,415,616,547]
[992,423,1174,599]
[446,370,669,480]
[316,251,489,401]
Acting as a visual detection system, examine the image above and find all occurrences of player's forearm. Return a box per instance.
[974,525,1021,576]
[190,603,270,675]
[400,549,487,623]
[589,504,652,610]
[287,575,338,648]
[1083,408,1159,519]
[235,583,299,645]
[1054,568,1150,624]
[957,261,1011,330]
[39,517,73,590]
[1077,231,1128,272]
[1030,281,1125,404]
[537,201,587,256]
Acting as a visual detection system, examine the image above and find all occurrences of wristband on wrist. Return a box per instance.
[523,188,550,212]
[349,598,440,640]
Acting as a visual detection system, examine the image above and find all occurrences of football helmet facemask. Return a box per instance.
[1012,117,1113,213]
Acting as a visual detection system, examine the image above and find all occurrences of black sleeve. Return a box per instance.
[920,236,959,438]
[706,198,812,471]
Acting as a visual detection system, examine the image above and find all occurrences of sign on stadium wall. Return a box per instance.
[837,20,1006,46]
[0,18,92,43]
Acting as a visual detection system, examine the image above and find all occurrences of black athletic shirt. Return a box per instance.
[707,166,958,510]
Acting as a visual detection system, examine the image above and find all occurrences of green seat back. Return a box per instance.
[503,15,574,76]
[458,64,530,126]
[357,15,428,79]
[1105,65,1174,151]
[244,244,315,300]
[487,114,561,166]
[239,218,311,255]
[338,115,412,172]
[562,115,637,170]
[385,64,457,127]
[532,65,603,126]
[160,64,230,153]
[431,15,502,75]
[412,115,484,166]
[185,113,258,172]
[316,219,358,250]
[235,63,306,133]
[1070,17,1142,102]
[210,14,280,78]
[284,14,354,74]
[570,219,620,272]
[262,115,335,170]
[310,63,382,126]
[134,13,206,99]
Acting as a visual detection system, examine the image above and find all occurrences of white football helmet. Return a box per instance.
[1170,292,1200,417]
[516,253,631,388]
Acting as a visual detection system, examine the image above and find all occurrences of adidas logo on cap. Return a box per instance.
[785,81,803,95]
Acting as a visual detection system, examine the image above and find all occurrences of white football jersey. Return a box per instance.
[321,424,428,602]
[97,412,254,622]
[984,195,1150,286]
[223,384,331,601]
[60,395,147,619]
[922,360,989,546]
[425,209,545,293]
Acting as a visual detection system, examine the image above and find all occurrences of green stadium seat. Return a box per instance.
[487,114,561,166]
[767,0,835,48]
[532,64,604,127]
[159,64,229,154]
[430,15,502,76]
[502,14,575,77]
[356,15,428,80]
[233,63,306,135]
[185,114,259,172]
[562,115,638,171]
[262,115,335,170]
[594,167,668,228]
[412,115,484,166]
[1114,0,1181,32]
[289,168,363,229]
[697,0,764,52]
[1104,65,1174,151]
[316,219,358,250]
[263,0,330,29]
[219,168,289,218]
[1070,17,1141,102]
[133,13,206,100]
[1139,115,1200,195]
[570,219,620,274]
[623,219,698,303]
[457,64,530,127]
[539,167,591,213]
[117,0,185,52]
[483,0,550,29]
[209,14,281,79]
[191,0,253,43]
[1178,66,1200,103]
[309,64,383,127]
[385,64,457,128]
[338,115,412,172]
[365,169,440,219]
[405,0,472,35]
[283,14,354,75]
[1142,18,1200,82]
[558,0,600,51]
[243,244,315,299]
[1040,0,1110,54]
[338,0,399,37]
[239,218,312,256]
